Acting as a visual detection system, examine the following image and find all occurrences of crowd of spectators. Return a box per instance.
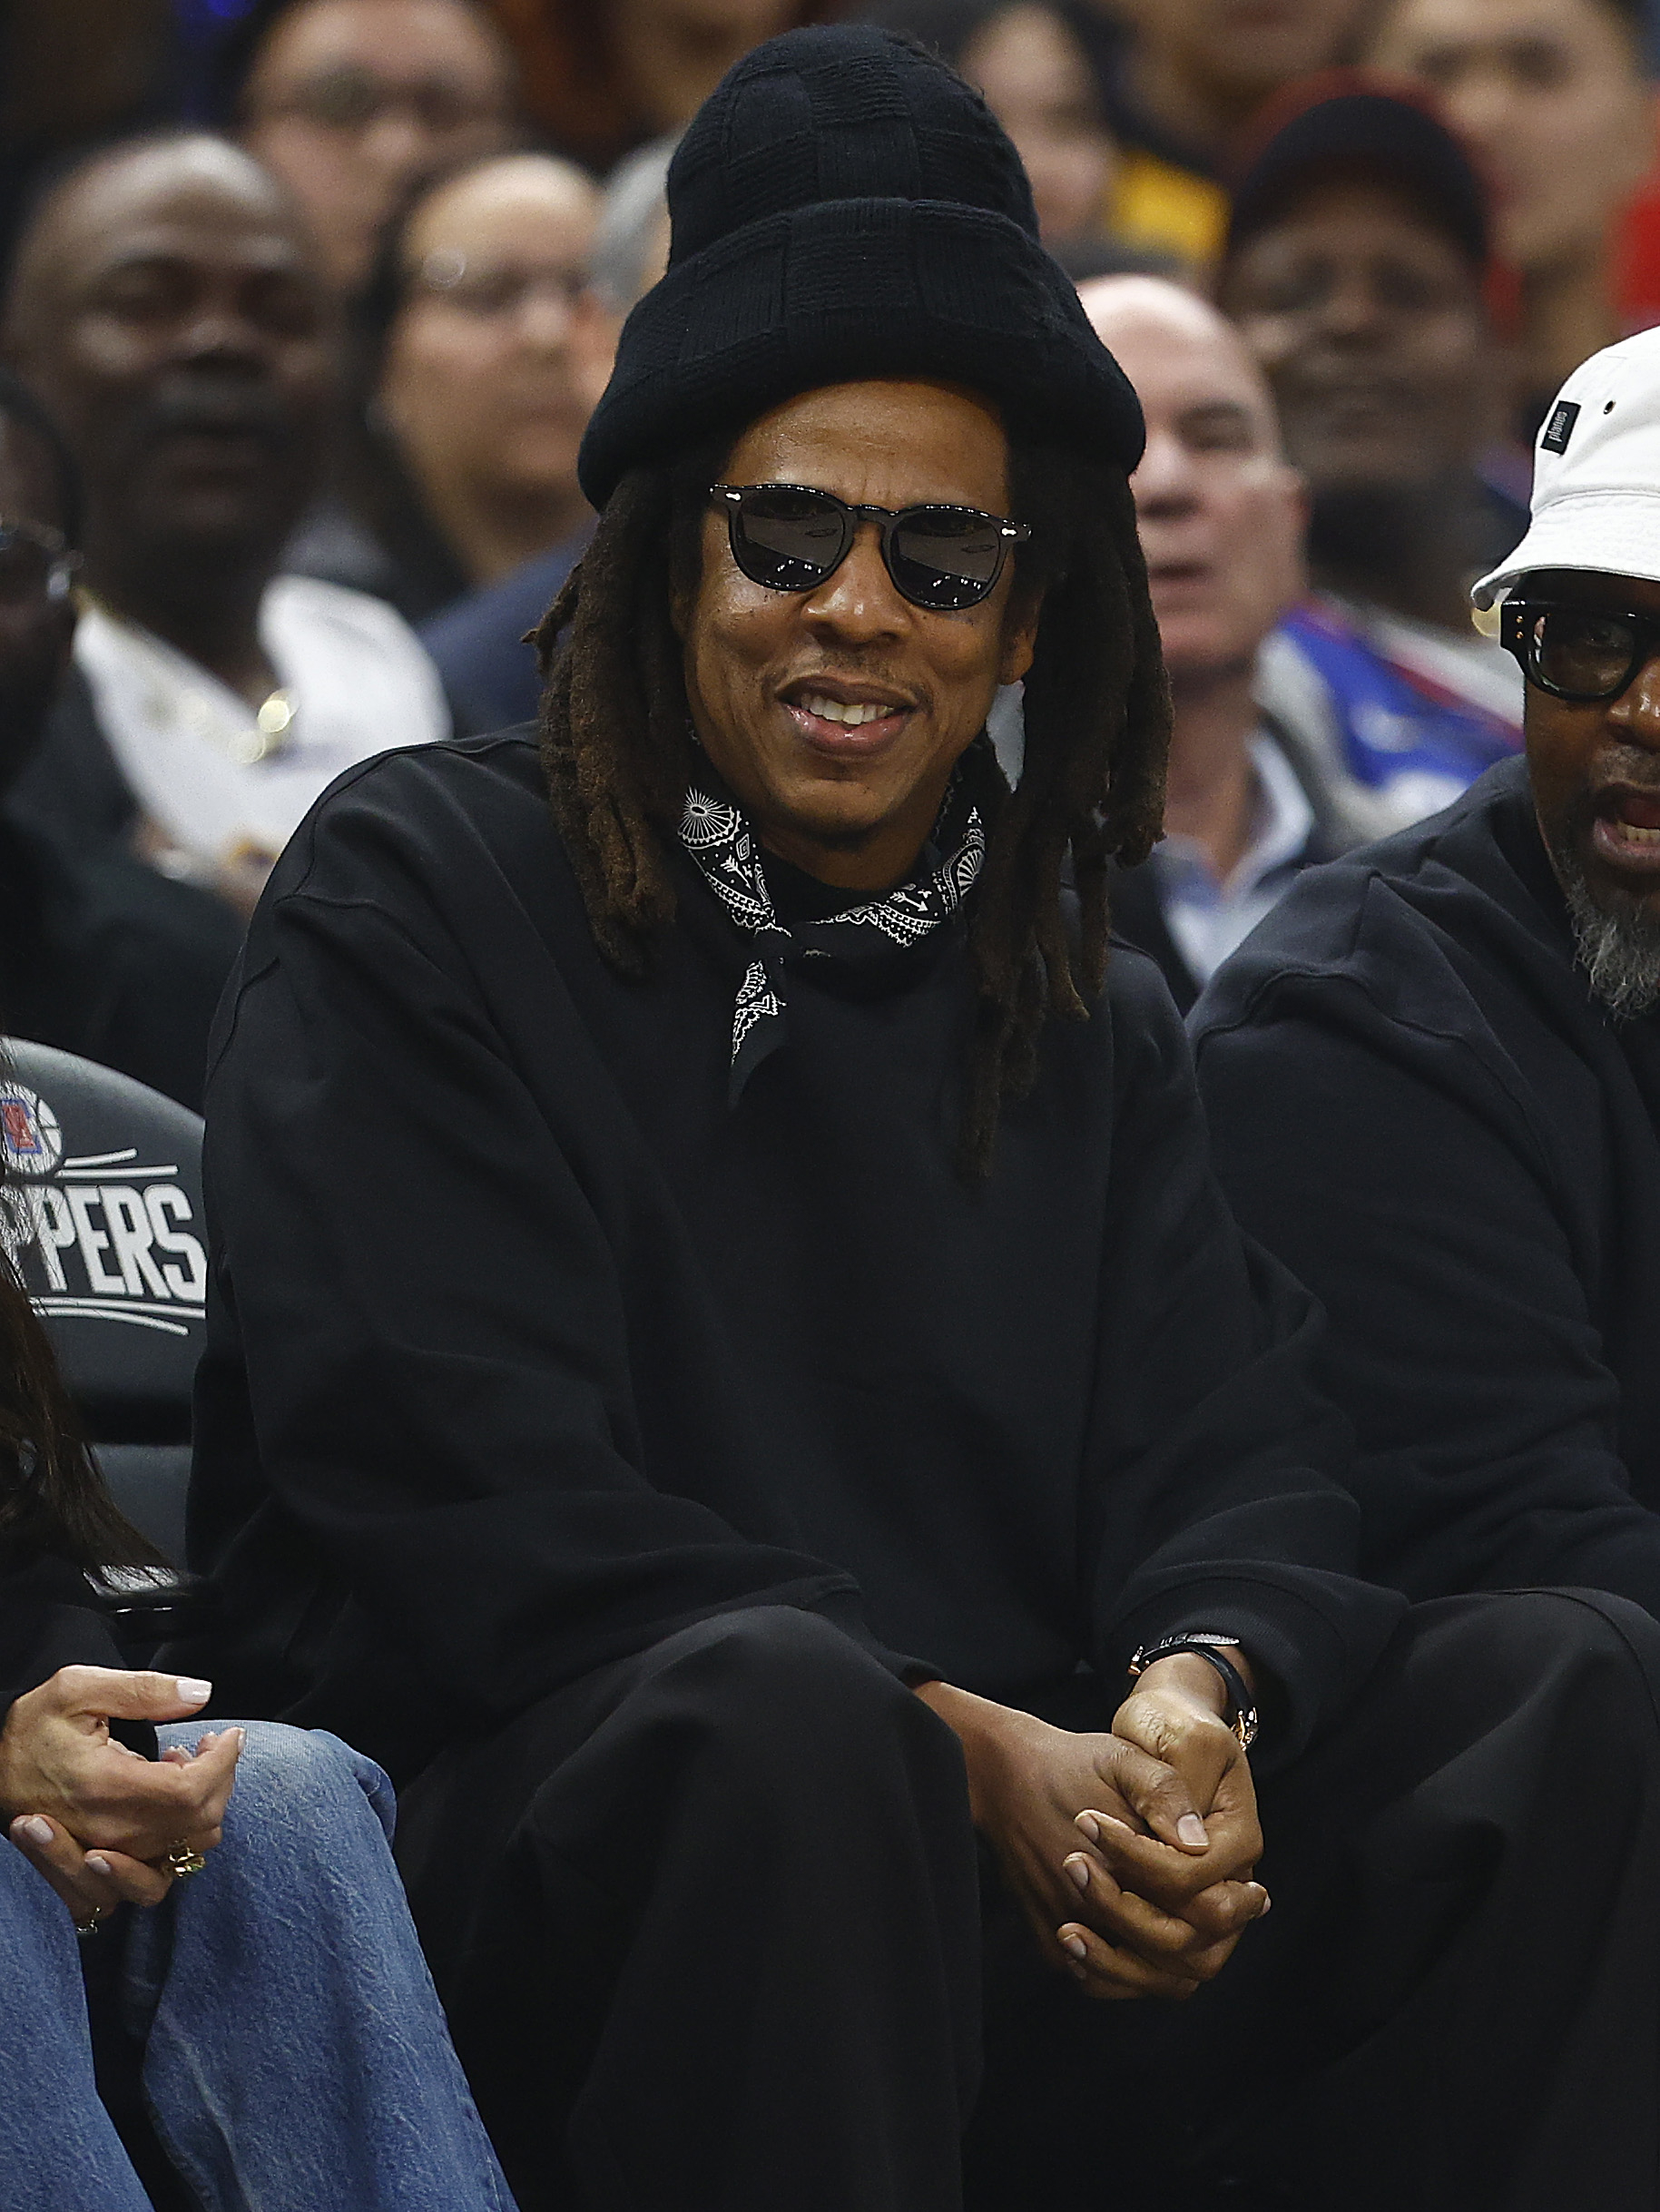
[8,1,1660,2201]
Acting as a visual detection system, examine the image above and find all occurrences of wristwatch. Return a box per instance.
[1127,1632,1259,1749]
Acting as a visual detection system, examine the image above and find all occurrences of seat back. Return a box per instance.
[1,1039,207,1561]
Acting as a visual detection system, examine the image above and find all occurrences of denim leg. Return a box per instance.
[127,1721,516,2212]
[0,1837,153,2212]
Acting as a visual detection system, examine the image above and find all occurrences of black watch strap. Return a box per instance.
[1127,1634,1260,1749]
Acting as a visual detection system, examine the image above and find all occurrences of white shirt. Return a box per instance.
[1152,732,1315,988]
[73,576,450,876]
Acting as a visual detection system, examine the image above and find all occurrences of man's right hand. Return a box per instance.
[915,1678,1268,2001]
[0,1666,241,1870]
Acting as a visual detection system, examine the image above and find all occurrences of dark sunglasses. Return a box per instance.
[0,523,78,611]
[1500,596,1660,703]
[710,483,1031,612]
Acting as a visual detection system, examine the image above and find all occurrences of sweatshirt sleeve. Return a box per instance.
[1193,995,1660,1616]
[192,870,923,1760]
[1080,962,1406,1767]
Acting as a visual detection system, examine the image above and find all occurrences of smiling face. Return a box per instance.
[1081,276,1304,688]
[676,379,1040,891]
[1523,567,1660,1014]
[1220,172,1494,496]
[5,138,334,592]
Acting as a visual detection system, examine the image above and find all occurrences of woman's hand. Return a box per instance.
[0,1666,242,1897]
[917,1666,1267,2001]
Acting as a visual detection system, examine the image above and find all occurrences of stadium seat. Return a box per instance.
[0,1037,205,1572]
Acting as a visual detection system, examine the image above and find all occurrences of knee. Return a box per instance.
[1433,1588,1660,1743]
[653,1607,948,1798]
[169,1721,396,1852]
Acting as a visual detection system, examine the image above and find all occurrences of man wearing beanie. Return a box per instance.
[178,31,1660,2209]
[1194,328,1660,1626]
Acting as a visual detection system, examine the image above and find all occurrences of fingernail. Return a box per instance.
[85,1854,113,1878]
[173,1678,211,1704]
[19,1815,53,1847]
[1061,1932,1087,1961]
[1076,1813,1099,1843]
[1253,1887,1272,1916]
[1176,1814,1209,1849]
[1064,1853,1090,1892]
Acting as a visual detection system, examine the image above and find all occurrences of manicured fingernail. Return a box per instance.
[174,1678,211,1704]
[1176,1814,1209,1849]
[1064,1853,1090,1892]
[1076,1812,1100,1843]
[1252,1886,1272,1915]
[19,1816,53,1847]
[85,1854,113,1878]
[1061,1932,1087,1961]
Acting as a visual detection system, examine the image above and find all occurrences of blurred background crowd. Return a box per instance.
[5,0,1660,1100]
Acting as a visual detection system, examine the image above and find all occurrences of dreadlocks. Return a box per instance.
[535,428,1170,1176]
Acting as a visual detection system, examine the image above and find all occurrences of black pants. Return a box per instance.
[395,1592,1660,2212]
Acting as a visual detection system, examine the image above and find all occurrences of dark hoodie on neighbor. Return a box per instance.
[1191,754,1660,1614]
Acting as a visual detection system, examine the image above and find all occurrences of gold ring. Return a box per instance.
[162,1843,208,1881]
[74,1908,108,1938]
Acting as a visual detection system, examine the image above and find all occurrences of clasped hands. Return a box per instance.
[918,1655,1269,2001]
[0,1666,242,1923]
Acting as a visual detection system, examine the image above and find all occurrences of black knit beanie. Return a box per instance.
[577,25,1145,508]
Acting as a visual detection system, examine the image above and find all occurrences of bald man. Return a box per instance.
[3,133,448,917]
[1080,276,1374,1008]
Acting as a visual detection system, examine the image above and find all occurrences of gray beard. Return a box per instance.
[1558,851,1660,1019]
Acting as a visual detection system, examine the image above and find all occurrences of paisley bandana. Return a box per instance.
[679,751,993,1103]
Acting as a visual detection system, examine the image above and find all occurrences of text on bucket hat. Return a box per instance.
[1473,327,1660,609]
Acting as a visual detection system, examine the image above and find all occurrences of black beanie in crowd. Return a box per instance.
[577,24,1145,509]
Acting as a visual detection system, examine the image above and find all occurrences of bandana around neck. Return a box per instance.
[679,747,995,1104]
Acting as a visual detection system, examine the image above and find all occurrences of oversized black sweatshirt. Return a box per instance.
[1192,756,1660,1611]
[177,731,1402,1784]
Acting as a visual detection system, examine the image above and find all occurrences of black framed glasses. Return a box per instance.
[0,523,79,610]
[1500,597,1660,703]
[710,483,1032,612]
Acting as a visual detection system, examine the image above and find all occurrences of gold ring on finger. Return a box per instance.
[162,1842,208,1881]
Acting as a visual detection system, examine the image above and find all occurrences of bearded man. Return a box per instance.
[1194,325,1660,1624]
[177,31,1660,2212]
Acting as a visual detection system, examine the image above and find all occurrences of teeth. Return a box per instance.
[798,693,894,726]
[1615,820,1660,843]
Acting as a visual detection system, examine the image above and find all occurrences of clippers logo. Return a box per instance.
[0,1085,63,1177]
[1541,400,1581,456]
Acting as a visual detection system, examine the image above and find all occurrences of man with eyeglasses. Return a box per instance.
[0,369,241,1110]
[1193,325,1660,1627]
[221,0,518,294]
[177,32,1660,2211]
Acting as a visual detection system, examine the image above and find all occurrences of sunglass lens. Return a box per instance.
[1533,608,1638,698]
[733,488,848,589]
[890,508,1005,609]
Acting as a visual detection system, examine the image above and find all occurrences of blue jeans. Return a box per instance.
[0,1720,516,2211]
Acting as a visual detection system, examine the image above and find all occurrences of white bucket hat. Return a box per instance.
[1473,325,1660,610]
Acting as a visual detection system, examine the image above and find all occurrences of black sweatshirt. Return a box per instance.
[176,730,1402,1784]
[0,810,243,1115]
[1192,755,1660,1610]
